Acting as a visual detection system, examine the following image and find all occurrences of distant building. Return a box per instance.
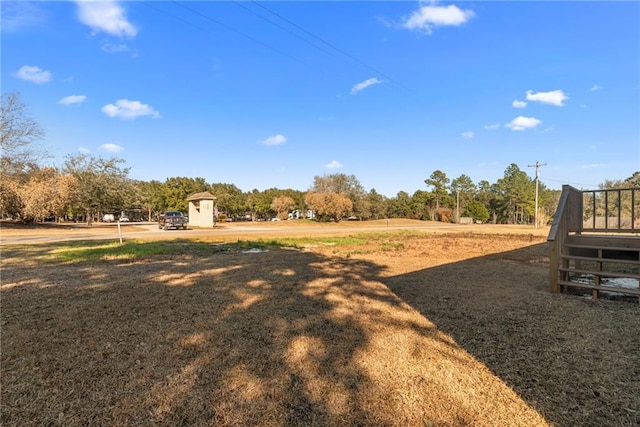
[187,192,216,227]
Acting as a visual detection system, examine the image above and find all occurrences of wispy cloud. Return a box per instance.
[351,77,383,95]
[505,116,542,131]
[99,143,124,153]
[484,123,500,130]
[401,3,474,34]
[461,131,474,139]
[261,134,287,146]
[13,65,52,84]
[324,160,343,169]
[101,99,161,120]
[525,89,568,106]
[101,41,130,54]
[1,2,47,33]
[58,95,87,105]
[75,0,137,38]
[78,147,91,154]
[580,163,605,169]
[590,84,602,92]
[512,100,527,109]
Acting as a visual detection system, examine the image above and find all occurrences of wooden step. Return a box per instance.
[557,280,640,296]
[564,245,639,261]
[565,235,640,250]
[565,243,639,252]
[558,267,640,279]
[560,254,640,265]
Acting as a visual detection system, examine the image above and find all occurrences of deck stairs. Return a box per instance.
[548,186,640,302]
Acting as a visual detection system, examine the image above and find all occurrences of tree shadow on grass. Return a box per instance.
[4,241,631,426]
[386,242,640,427]
[3,245,429,425]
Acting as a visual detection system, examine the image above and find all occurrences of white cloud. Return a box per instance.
[512,100,527,109]
[590,84,602,91]
[75,0,137,38]
[13,65,52,84]
[58,95,87,105]
[402,3,474,34]
[505,116,542,131]
[99,143,123,153]
[101,99,161,120]
[484,123,500,130]
[525,89,568,106]
[324,160,343,169]
[351,77,383,95]
[261,134,287,146]
[580,163,605,169]
[78,147,91,154]
[461,131,474,139]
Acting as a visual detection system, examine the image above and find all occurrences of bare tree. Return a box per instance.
[0,92,47,177]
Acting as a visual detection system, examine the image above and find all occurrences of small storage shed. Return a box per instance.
[187,192,216,228]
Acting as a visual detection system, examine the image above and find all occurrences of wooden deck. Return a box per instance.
[548,186,640,302]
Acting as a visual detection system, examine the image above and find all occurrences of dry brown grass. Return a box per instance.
[1,231,638,426]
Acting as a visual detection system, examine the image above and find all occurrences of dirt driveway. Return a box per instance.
[0,219,550,245]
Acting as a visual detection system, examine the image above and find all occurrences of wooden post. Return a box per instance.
[593,249,602,300]
[549,241,560,293]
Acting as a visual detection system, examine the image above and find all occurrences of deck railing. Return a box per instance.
[582,187,640,232]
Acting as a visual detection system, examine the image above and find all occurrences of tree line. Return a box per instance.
[2,92,638,225]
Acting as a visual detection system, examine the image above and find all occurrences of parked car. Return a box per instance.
[158,211,188,230]
[103,214,115,223]
[119,216,129,222]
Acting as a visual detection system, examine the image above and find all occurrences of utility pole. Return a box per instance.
[528,161,547,228]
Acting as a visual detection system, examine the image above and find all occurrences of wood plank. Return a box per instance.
[557,267,640,279]
[557,280,640,296]
[560,254,640,265]
[565,244,640,252]
[565,235,640,249]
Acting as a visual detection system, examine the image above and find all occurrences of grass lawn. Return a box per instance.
[2,230,638,426]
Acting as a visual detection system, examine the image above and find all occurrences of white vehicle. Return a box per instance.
[103,214,115,223]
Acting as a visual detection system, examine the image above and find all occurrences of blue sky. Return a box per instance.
[2,1,639,197]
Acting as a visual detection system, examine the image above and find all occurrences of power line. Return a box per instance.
[540,177,600,190]
[144,1,410,93]
[232,1,349,67]
[249,1,407,90]
[140,1,208,33]
[171,1,311,68]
